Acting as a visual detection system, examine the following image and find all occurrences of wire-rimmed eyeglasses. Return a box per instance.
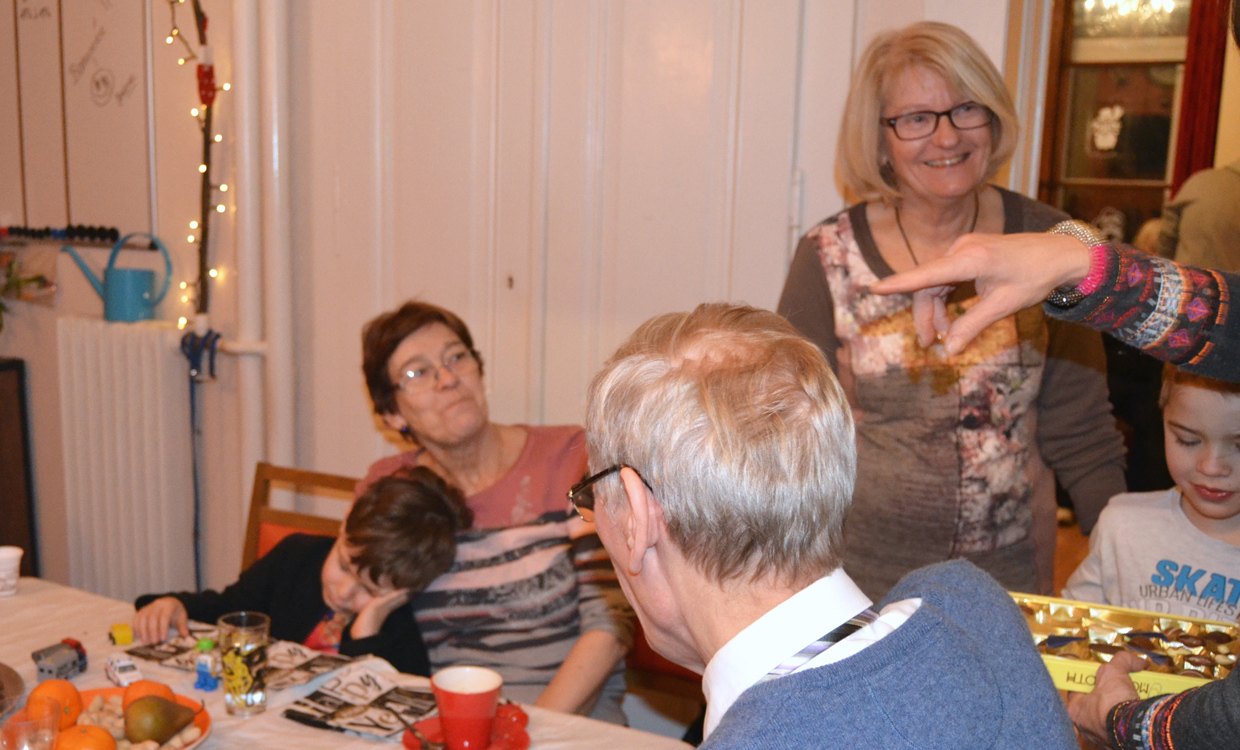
[882,101,993,141]
[566,465,651,522]
[394,345,479,394]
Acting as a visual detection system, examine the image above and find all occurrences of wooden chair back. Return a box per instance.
[240,462,360,570]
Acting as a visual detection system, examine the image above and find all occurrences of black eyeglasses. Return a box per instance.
[881,101,993,141]
[566,465,651,522]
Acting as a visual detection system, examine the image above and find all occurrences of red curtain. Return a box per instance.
[1171,0,1232,195]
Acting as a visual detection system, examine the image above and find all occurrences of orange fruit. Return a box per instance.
[56,725,117,750]
[122,680,174,712]
[28,678,82,729]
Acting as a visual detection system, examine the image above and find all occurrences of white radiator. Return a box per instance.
[57,318,196,601]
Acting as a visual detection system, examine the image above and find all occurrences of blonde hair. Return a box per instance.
[585,303,856,587]
[836,21,1019,204]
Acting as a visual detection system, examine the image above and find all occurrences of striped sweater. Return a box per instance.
[359,425,634,722]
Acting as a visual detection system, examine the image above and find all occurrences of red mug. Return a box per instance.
[430,666,504,750]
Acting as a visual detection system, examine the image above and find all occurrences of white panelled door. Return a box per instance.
[291,0,1018,473]
[381,0,848,436]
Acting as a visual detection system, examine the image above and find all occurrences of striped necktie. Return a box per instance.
[759,607,880,682]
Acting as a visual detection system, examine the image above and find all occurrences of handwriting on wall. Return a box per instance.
[3,0,153,230]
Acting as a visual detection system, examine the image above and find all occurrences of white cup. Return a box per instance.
[0,546,23,597]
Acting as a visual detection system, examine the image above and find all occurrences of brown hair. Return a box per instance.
[344,466,473,591]
[1160,364,1240,409]
[835,21,1018,204]
[362,301,483,416]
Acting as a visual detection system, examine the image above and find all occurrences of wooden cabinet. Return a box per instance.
[0,358,37,576]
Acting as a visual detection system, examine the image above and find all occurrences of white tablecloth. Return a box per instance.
[0,578,690,750]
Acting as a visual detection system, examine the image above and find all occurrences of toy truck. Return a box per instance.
[31,639,87,681]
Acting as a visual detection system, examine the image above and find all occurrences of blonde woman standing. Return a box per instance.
[778,22,1125,598]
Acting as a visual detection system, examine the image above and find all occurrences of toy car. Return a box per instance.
[104,653,143,687]
[31,639,87,681]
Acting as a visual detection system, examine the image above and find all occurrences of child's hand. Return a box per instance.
[349,588,412,640]
[133,596,190,644]
[1066,651,1144,745]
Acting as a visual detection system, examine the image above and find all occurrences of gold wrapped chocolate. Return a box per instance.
[1039,603,1089,627]
[1040,636,1090,660]
[1089,643,1124,663]
[1087,610,1153,633]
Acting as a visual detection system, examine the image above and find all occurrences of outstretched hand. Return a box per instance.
[869,233,1092,354]
[133,596,190,644]
[1066,651,1144,747]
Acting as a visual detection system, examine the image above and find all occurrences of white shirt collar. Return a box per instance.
[700,568,872,738]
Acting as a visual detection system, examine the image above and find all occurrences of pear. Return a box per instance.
[124,695,196,744]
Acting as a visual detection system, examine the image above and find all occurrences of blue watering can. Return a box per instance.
[61,233,173,322]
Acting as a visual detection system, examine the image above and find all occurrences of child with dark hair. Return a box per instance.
[1064,366,1240,621]
[133,467,471,675]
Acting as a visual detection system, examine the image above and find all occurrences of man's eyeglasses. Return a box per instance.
[881,101,993,141]
[566,465,651,522]
[395,346,479,394]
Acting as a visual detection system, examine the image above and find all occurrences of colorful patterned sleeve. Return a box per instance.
[1045,245,1239,382]
[1107,668,1240,750]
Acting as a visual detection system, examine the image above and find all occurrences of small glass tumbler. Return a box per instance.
[0,696,61,750]
[217,611,270,717]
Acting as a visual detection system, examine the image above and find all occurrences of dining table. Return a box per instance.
[0,577,692,750]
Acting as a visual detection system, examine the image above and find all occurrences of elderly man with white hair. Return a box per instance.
[573,303,1075,748]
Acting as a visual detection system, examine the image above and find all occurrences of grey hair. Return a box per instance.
[585,303,856,587]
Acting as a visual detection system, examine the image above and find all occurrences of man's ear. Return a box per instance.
[618,467,662,577]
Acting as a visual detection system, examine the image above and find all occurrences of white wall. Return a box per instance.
[288,0,1022,483]
[0,0,242,591]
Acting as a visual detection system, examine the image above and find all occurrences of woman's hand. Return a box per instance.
[133,596,190,644]
[1066,651,1144,747]
[349,588,412,640]
[870,232,1092,355]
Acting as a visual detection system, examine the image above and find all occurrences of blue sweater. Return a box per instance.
[702,561,1075,749]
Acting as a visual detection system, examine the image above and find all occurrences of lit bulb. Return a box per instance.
[198,164,207,173]
[213,134,222,142]
[1165,0,1174,10]
[179,281,188,290]
[189,220,199,229]
[222,83,231,91]
[188,235,196,243]
[1084,0,1094,8]
[166,36,174,44]
[219,184,229,192]
[178,58,186,66]
[216,204,226,213]
[181,295,190,304]
[208,268,219,278]
[172,28,179,36]
[178,317,188,329]
[191,107,199,117]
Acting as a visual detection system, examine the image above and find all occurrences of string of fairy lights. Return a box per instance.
[164,0,229,327]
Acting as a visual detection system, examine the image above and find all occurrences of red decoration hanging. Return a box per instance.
[197,64,216,106]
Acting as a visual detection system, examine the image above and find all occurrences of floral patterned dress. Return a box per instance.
[778,188,1126,598]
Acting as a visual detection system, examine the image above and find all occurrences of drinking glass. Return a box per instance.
[0,547,23,597]
[0,696,60,750]
[217,611,270,717]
